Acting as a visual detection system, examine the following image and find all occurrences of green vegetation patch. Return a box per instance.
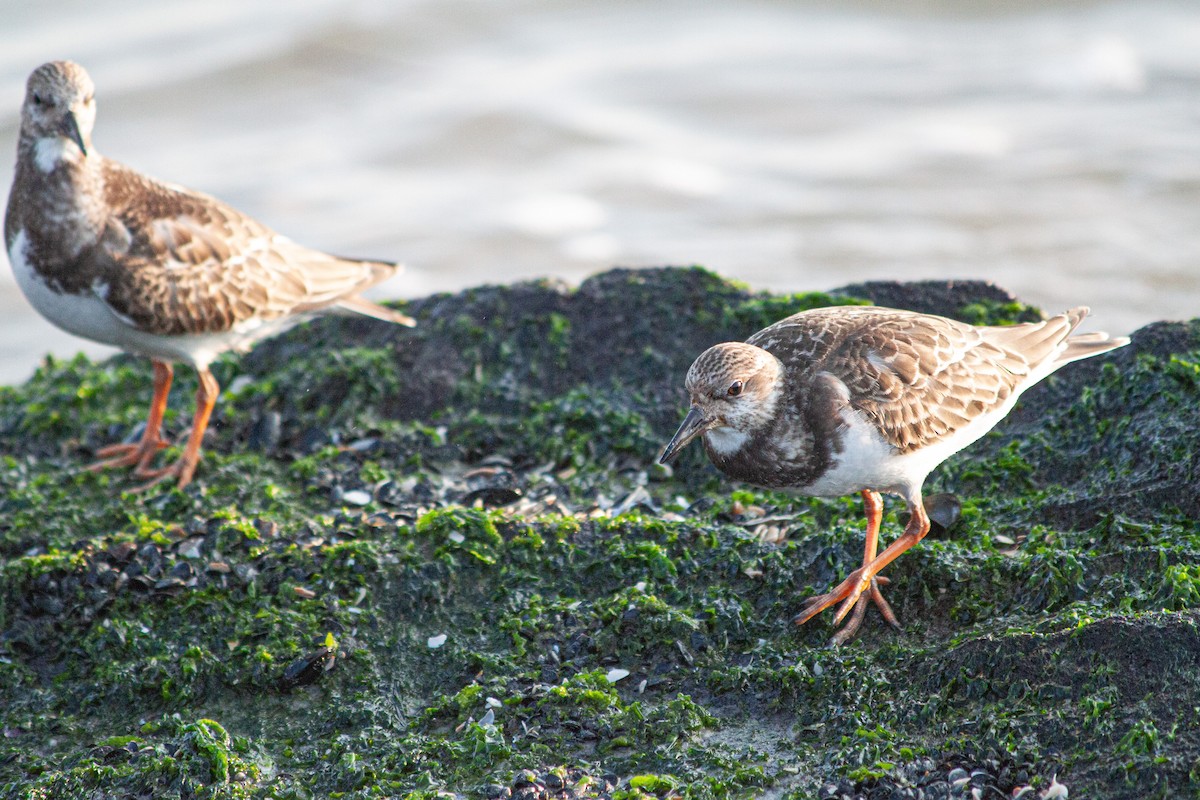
[1,268,1197,798]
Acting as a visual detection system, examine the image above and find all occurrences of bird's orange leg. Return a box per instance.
[794,492,930,643]
[88,360,173,475]
[133,367,219,491]
[831,490,903,644]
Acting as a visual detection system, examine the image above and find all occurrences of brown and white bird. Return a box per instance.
[5,61,414,490]
[660,304,1128,643]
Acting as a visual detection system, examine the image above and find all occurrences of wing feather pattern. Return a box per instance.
[92,160,403,335]
[747,305,1117,453]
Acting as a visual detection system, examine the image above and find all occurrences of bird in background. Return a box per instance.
[661,304,1128,643]
[5,60,414,490]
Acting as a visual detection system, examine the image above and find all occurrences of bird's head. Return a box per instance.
[21,61,97,166]
[660,342,783,464]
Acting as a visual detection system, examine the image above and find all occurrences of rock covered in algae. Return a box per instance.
[0,266,1197,799]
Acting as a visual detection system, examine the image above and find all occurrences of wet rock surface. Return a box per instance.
[0,267,1197,798]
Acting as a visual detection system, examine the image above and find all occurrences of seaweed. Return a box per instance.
[1,268,1196,798]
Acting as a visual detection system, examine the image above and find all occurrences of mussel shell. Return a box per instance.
[278,646,336,691]
[923,492,962,537]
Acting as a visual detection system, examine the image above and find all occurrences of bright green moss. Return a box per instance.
[955,299,1042,326]
[723,291,870,332]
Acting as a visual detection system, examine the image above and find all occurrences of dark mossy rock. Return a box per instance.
[1,267,1198,799]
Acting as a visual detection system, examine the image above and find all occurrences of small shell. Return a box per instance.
[1042,776,1068,799]
[278,646,335,691]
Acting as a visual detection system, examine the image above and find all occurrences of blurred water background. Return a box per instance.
[2,0,1198,385]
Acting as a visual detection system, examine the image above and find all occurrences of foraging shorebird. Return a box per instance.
[661,304,1128,643]
[5,60,414,490]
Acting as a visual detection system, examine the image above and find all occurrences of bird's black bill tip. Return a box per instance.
[659,406,708,465]
[61,111,87,156]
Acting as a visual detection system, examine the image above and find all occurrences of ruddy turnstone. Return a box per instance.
[5,61,414,490]
[660,304,1128,643]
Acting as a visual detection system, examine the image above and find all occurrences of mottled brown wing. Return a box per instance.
[750,307,1034,453]
[93,160,397,336]
[829,312,1031,451]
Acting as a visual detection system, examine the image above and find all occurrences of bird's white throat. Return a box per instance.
[34,137,83,173]
[704,426,750,456]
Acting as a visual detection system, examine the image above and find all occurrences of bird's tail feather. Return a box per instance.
[1050,306,1129,365]
[335,295,416,327]
[988,306,1128,366]
[1059,330,1129,364]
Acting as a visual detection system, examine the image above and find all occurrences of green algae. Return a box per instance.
[954,298,1043,327]
[12,715,267,799]
[0,267,1198,798]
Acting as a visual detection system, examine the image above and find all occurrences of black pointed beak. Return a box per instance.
[60,111,87,156]
[659,406,711,464]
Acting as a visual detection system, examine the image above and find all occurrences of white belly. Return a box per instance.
[8,228,287,368]
[800,409,905,498]
[802,398,1034,504]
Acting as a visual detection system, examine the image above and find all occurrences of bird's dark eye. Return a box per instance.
[31,92,43,106]
[726,380,743,397]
